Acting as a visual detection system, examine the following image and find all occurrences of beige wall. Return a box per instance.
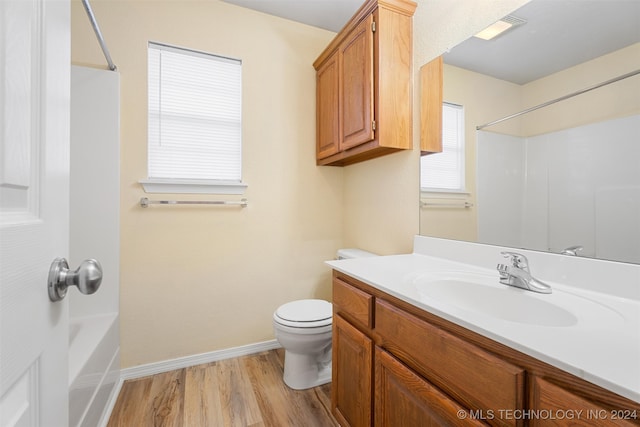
[71,0,341,367]
[522,43,640,136]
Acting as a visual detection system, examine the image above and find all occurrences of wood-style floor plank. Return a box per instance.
[244,351,300,426]
[148,369,185,426]
[108,376,153,427]
[244,351,335,427]
[217,357,264,426]
[184,363,223,426]
[108,349,338,427]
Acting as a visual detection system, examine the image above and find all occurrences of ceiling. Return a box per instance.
[221,0,361,32]
[444,0,640,84]
[221,0,640,84]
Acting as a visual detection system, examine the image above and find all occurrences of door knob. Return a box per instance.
[48,258,103,302]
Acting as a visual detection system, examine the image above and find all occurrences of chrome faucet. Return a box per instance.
[561,245,583,256]
[497,251,552,294]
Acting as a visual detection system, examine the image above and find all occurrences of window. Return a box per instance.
[420,103,465,192]
[140,42,245,194]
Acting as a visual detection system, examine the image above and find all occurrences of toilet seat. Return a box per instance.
[274,299,332,328]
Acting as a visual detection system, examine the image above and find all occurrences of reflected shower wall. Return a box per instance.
[477,114,640,264]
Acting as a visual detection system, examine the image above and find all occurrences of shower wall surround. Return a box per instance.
[478,114,640,264]
[70,65,120,427]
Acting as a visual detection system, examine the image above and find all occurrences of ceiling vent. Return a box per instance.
[501,14,527,27]
[474,15,527,40]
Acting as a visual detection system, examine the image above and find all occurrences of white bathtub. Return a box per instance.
[69,313,120,427]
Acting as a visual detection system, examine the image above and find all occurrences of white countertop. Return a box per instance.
[327,251,640,403]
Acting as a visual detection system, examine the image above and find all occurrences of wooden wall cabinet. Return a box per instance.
[331,271,640,427]
[420,56,443,154]
[316,51,340,159]
[314,0,416,166]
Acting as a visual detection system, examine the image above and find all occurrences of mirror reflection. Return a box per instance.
[419,0,640,264]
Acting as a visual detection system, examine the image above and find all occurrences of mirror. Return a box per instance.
[419,0,640,264]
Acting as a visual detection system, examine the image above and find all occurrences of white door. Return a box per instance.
[0,0,70,426]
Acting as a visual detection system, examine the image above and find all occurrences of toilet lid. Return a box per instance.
[275,299,332,326]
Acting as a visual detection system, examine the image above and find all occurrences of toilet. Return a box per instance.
[273,299,333,390]
[273,248,377,390]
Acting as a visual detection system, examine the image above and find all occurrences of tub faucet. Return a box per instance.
[561,245,583,256]
[497,251,552,294]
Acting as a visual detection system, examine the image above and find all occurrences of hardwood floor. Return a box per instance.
[107,349,339,427]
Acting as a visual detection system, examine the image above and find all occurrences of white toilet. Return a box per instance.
[273,249,377,390]
[273,299,333,390]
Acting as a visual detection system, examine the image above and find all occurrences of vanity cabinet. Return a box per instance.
[332,277,374,426]
[331,271,640,427]
[530,377,637,427]
[376,299,525,427]
[375,347,488,426]
[313,0,416,166]
[332,314,373,426]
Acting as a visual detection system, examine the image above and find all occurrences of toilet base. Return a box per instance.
[282,351,332,390]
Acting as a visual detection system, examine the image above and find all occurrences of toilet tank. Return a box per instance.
[336,248,377,260]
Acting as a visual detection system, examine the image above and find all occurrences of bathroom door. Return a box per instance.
[0,0,70,425]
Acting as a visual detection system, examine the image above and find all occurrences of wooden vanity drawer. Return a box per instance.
[375,299,525,427]
[333,275,374,329]
[531,377,639,427]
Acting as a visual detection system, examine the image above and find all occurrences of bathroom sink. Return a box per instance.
[410,271,623,328]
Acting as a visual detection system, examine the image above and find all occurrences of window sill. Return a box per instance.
[420,189,470,196]
[139,178,248,195]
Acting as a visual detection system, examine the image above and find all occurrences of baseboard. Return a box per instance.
[98,375,123,427]
[120,339,282,381]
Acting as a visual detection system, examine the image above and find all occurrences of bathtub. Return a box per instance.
[69,313,120,427]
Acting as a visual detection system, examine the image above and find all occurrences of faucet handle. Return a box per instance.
[500,251,529,271]
[496,263,509,277]
[496,263,511,284]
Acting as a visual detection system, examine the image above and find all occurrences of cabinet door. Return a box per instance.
[316,51,340,159]
[332,314,373,427]
[420,56,443,154]
[339,13,374,151]
[375,348,488,427]
[531,377,638,427]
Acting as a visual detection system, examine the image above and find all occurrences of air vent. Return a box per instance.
[501,14,527,27]
[474,15,527,41]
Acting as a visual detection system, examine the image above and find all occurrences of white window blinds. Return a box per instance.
[420,103,465,192]
[148,42,242,182]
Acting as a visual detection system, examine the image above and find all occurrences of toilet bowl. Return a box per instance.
[273,299,332,390]
[273,248,377,390]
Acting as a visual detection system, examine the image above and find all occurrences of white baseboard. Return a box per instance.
[120,339,281,381]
